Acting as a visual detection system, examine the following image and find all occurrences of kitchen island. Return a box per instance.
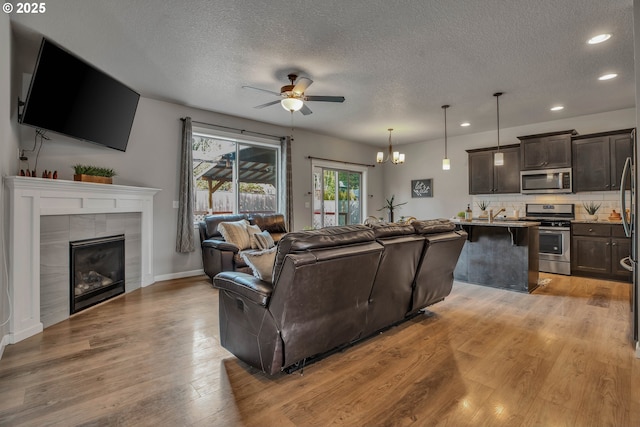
[453,220,540,293]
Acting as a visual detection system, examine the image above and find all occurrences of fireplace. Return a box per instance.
[70,234,125,314]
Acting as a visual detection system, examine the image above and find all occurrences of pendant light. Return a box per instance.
[376,128,405,165]
[441,104,451,170]
[494,92,504,166]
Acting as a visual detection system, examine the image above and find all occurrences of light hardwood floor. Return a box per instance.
[0,273,638,426]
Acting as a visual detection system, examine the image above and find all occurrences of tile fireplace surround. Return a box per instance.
[4,176,160,344]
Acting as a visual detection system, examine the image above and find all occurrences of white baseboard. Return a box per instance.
[0,334,9,360]
[154,269,205,283]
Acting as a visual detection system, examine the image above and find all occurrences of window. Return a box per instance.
[192,130,281,222]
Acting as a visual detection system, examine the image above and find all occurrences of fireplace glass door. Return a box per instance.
[70,234,125,314]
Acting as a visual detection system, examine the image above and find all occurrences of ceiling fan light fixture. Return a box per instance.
[281,97,304,112]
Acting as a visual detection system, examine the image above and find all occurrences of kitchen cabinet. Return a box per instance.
[572,129,633,192]
[467,144,520,194]
[571,223,631,282]
[518,130,576,170]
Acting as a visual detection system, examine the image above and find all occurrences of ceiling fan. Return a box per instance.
[242,74,345,115]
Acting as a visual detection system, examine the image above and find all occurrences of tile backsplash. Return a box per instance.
[470,191,624,221]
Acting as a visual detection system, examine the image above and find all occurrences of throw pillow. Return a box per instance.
[247,224,262,249]
[241,247,277,283]
[217,219,251,250]
[254,230,275,250]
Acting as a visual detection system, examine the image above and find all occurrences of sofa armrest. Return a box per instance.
[214,271,274,307]
[202,239,240,253]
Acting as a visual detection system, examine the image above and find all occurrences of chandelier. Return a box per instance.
[376,128,405,165]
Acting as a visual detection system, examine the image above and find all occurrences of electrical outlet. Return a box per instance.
[304,202,310,208]
[173,201,179,208]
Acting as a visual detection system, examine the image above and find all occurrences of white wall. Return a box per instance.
[383,108,636,220]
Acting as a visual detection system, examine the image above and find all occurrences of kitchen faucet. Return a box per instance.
[491,208,506,220]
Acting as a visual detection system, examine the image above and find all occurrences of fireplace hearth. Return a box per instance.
[70,234,125,314]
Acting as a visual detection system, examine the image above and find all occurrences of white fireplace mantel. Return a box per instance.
[4,176,161,343]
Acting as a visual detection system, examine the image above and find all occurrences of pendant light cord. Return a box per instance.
[494,92,502,151]
[442,105,449,158]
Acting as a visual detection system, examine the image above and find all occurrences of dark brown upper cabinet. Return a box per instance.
[467,144,520,194]
[518,130,576,170]
[572,129,633,192]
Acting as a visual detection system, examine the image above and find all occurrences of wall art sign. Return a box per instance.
[411,178,433,198]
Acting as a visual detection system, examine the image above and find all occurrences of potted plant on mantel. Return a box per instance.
[72,164,117,184]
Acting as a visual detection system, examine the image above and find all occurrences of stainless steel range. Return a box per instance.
[522,203,575,275]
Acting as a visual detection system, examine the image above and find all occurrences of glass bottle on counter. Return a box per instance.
[465,204,472,222]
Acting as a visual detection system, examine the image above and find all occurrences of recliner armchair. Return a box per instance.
[198,213,287,280]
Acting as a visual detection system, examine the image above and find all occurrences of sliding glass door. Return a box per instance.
[313,166,362,229]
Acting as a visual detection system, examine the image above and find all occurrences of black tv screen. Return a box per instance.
[20,38,140,152]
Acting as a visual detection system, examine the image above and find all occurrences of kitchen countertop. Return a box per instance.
[458,220,540,228]
[571,220,623,225]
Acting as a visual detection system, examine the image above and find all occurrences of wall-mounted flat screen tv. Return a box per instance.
[19,38,140,152]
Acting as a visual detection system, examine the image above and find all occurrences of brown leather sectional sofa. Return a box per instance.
[213,220,467,375]
[198,213,288,279]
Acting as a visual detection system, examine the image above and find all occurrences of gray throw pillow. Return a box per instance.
[254,230,275,250]
[241,247,277,282]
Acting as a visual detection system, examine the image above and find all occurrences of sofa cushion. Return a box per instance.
[254,230,275,250]
[412,218,456,235]
[218,219,251,250]
[368,223,416,238]
[247,224,262,249]
[241,247,277,283]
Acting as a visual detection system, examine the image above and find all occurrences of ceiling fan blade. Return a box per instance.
[304,95,346,103]
[292,77,313,96]
[300,104,313,115]
[242,85,281,96]
[254,100,281,109]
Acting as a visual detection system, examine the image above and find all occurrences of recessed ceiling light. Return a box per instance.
[550,106,564,111]
[598,73,618,81]
[460,122,470,127]
[588,34,611,44]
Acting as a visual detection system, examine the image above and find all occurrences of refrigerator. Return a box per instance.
[620,128,638,351]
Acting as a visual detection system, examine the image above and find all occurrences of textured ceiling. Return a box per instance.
[10,0,635,146]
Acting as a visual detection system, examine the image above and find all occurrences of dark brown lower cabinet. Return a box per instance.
[571,223,631,282]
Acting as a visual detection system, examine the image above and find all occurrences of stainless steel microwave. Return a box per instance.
[520,168,572,194]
